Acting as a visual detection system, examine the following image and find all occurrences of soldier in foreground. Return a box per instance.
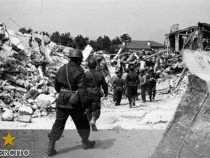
[47,49,95,156]
[85,58,108,131]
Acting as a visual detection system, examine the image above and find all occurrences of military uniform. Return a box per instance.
[147,71,157,101]
[85,69,108,121]
[112,74,124,106]
[139,73,147,102]
[48,49,95,157]
[126,70,140,107]
[49,61,90,141]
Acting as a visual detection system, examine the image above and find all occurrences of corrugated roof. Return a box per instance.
[113,40,164,49]
[165,26,197,36]
[127,40,150,49]
[126,40,164,49]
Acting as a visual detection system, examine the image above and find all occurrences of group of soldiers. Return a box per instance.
[47,48,158,156]
[112,62,157,108]
[47,49,108,156]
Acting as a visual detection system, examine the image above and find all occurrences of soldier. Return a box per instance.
[112,69,124,106]
[85,58,108,131]
[47,49,95,156]
[126,65,140,108]
[96,56,109,77]
[147,69,157,101]
[139,69,147,103]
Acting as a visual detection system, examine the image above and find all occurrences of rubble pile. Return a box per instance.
[156,51,183,74]
[112,49,184,75]
[0,23,186,123]
[0,24,68,123]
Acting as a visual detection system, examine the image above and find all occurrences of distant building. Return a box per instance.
[114,40,164,51]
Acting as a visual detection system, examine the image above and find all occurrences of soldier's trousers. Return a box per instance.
[141,85,147,102]
[48,107,90,141]
[86,97,101,121]
[147,87,156,101]
[127,86,138,105]
[147,81,156,101]
[113,87,123,105]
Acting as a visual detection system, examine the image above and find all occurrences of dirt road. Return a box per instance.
[0,87,185,158]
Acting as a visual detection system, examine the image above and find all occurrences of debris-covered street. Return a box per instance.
[0,74,187,130]
[1,1,210,158]
[0,76,186,158]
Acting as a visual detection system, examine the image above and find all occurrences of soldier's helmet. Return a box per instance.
[68,49,83,60]
[88,58,97,69]
[129,65,135,71]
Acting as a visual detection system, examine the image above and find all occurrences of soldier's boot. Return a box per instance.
[47,140,57,157]
[149,95,152,102]
[82,139,96,150]
[90,117,98,131]
[152,91,156,101]
[133,100,135,106]
[129,99,132,108]
[142,95,146,103]
[133,97,136,106]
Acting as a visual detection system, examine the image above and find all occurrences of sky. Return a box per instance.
[0,0,210,43]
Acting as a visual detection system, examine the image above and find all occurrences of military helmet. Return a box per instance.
[68,49,83,60]
[129,64,135,71]
[88,58,97,69]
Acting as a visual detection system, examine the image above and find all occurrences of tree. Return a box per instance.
[60,32,73,47]
[73,35,89,50]
[120,33,132,44]
[50,31,61,44]
[26,27,33,34]
[40,31,49,36]
[112,36,122,45]
[96,35,111,51]
[18,27,33,34]
[89,40,99,51]
[19,27,27,34]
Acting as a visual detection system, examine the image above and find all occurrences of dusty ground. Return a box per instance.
[0,90,184,130]
[0,77,187,158]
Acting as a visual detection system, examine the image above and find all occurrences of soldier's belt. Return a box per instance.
[60,88,76,93]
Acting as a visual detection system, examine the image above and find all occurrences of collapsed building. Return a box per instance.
[0,23,114,123]
[165,22,210,51]
[151,22,210,158]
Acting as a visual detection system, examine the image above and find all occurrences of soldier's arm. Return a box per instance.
[54,69,62,93]
[101,76,108,96]
[141,76,147,85]
[54,78,61,93]
[75,70,89,105]
[125,74,129,85]
[136,75,140,85]
[112,77,117,89]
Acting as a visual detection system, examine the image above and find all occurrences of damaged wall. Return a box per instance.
[151,75,210,158]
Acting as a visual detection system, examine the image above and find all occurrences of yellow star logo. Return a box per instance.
[1,132,16,146]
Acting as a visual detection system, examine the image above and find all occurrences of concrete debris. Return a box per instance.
[32,109,41,118]
[41,111,48,116]
[17,115,32,123]
[35,94,56,104]
[1,109,14,121]
[0,99,7,109]
[19,105,33,115]
[0,23,71,123]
